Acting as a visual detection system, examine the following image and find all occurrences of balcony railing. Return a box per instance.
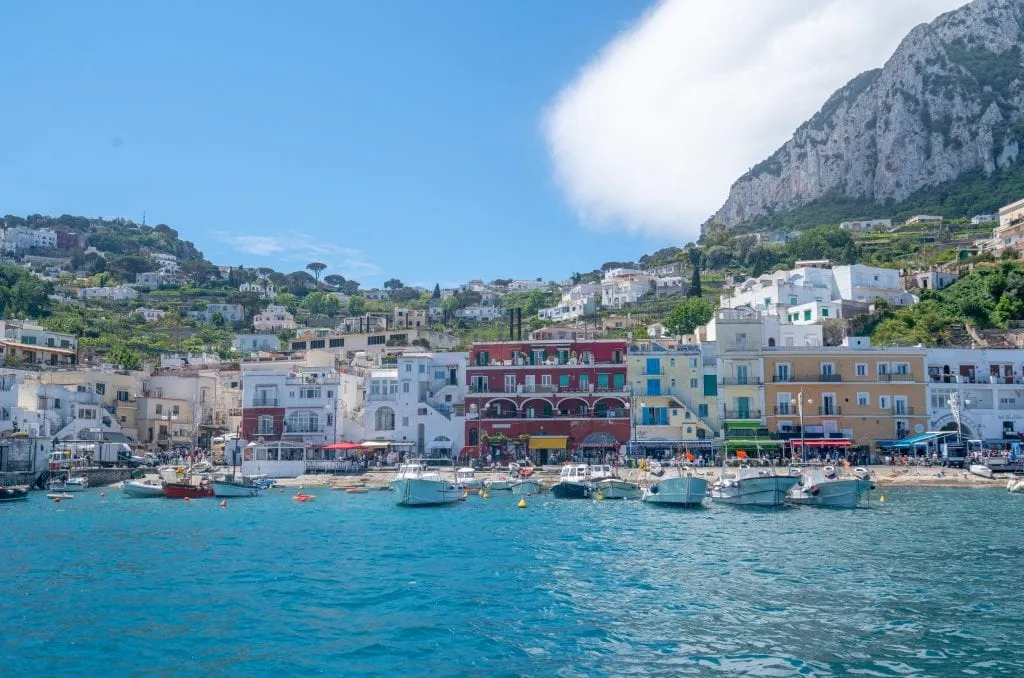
[879,373,914,382]
[284,426,325,434]
[773,405,793,415]
[477,408,626,420]
[817,406,842,416]
[723,409,761,419]
[891,406,915,415]
[366,392,398,401]
[720,377,762,386]
[469,384,628,395]
[772,374,793,383]
[252,398,277,407]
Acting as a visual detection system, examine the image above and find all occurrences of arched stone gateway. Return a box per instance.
[933,413,977,438]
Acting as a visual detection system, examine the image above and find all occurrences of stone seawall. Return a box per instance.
[81,468,134,487]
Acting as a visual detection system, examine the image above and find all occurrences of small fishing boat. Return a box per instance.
[596,478,642,499]
[455,467,483,489]
[787,466,874,508]
[121,479,166,498]
[509,478,542,495]
[483,475,514,491]
[163,481,215,499]
[0,485,29,502]
[711,460,799,507]
[551,464,592,499]
[345,487,369,494]
[391,461,462,507]
[969,464,994,480]
[642,464,709,507]
[47,493,74,500]
[212,474,263,498]
[47,472,88,492]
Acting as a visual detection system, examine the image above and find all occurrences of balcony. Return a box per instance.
[817,406,842,416]
[890,406,915,416]
[772,374,793,383]
[720,377,762,386]
[879,373,915,382]
[773,405,793,415]
[284,426,325,435]
[477,407,626,420]
[723,409,761,419]
[252,398,278,407]
[366,392,398,401]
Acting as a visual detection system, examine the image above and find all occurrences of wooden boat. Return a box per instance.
[163,481,214,499]
[0,485,29,502]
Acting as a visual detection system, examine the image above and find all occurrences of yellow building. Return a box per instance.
[626,341,718,458]
[763,342,928,455]
[39,367,144,442]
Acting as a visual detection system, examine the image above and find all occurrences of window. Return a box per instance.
[857,392,869,406]
[287,411,320,433]
[690,378,698,389]
[329,338,344,348]
[375,407,395,431]
[821,308,829,317]
[504,375,516,392]
[256,416,275,435]
[172,405,180,416]
[689,358,698,368]
[405,363,412,372]
[804,310,812,321]
[402,382,410,393]
[698,404,709,418]
[855,363,867,377]
[789,297,797,305]
[155,404,163,415]
[559,374,571,389]
[299,388,322,399]
[893,363,910,375]
[309,340,325,349]
[877,362,890,376]
[775,363,791,382]
[402,417,409,427]
[820,363,836,377]
[879,396,891,410]
[419,364,426,373]
[95,383,106,395]
[418,407,427,416]
[117,390,129,402]
[368,335,386,345]
[894,397,908,415]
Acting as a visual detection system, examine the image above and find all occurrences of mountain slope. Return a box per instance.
[713,0,1024,227]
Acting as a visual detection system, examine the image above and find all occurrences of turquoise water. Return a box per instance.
[1,487,1022,677]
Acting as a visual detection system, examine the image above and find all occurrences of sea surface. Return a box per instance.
[1,486,1021,677]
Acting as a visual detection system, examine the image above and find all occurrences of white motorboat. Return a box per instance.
[787,466,874,508]
[391,463,462,507]
[47,473,88,492]
[969,464,994,479]
[121,479,166,498]
[455,467,483,489]
[711,463,799,507]
[1007,477,1024,493]
[642,464,709,507]
[596,478,642,499]
[509,478,541,495]
[212,474,263,497]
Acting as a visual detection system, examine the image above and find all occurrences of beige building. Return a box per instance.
[994,198,1024,253]
[763,341,928,453]
[136,396,194,451]
[44,367,145,442]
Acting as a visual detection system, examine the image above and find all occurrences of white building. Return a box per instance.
[601,273,653,309]
[507,279,546,292]
[704,308,823,348]
[189,303,245,324]
[239,281,276,299]
[0,321,78,367]
[134,307,166,322]
[653,276,686,298]
[926,348,1024,442]
[722,267,836,313]
[0,227,58,251]
[253,305,297,332]
[906,215,943,225]
[993,198,1024,253]
[135,271,168,288]
[538,283,600,322]
[362,352,468,455]
[971,214,998,225]
[363,289,390,301]
[232,334,282,353]
[78,286,139,302]
[840,219,891,231]
[832,265,915,306]
[783,301,843,325]
[454,306,505,322]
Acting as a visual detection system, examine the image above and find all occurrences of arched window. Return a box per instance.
[375,406,395,431]
[468,427,478,445]
[768,337,776,347]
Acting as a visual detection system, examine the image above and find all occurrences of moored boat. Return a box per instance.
[969,464,994,479]
[391,462,462,507]
[550,464,592,499]
[596,478,642,499]
[642,465,709,507]
[0,485,29,502]
[212,474,263,497]
[787,466,873,508]
[121,479,166,498]
[1007,477,1024,493]
[163,481,215,499]
[509,478,542,495]
[711,462,799,507]
[47,472,88,492]
[455,467,483,489]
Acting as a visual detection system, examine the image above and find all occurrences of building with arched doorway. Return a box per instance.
[926,348,1024,443]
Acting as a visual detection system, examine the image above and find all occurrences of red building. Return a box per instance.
[464,339,629,463]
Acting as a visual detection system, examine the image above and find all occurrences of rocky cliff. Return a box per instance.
[713,0,1024,227]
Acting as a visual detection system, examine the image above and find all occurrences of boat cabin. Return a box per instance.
[559,464,589,483]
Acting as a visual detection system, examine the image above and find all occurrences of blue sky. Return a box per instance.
[0,0,666,288]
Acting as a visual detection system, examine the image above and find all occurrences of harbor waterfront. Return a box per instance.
[2,486,1023,676]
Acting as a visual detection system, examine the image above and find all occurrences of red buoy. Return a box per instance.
[220,500,227,508]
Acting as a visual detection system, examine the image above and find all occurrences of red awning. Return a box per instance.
[790,439,852,447]
[320,441,364,450]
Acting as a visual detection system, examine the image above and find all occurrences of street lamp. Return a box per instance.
[791,391,813,463]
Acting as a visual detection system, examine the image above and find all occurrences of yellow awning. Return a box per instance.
[529,436,567,450]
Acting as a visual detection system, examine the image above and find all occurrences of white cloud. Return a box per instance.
[218,232,382,279]
[543,0,967,240]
